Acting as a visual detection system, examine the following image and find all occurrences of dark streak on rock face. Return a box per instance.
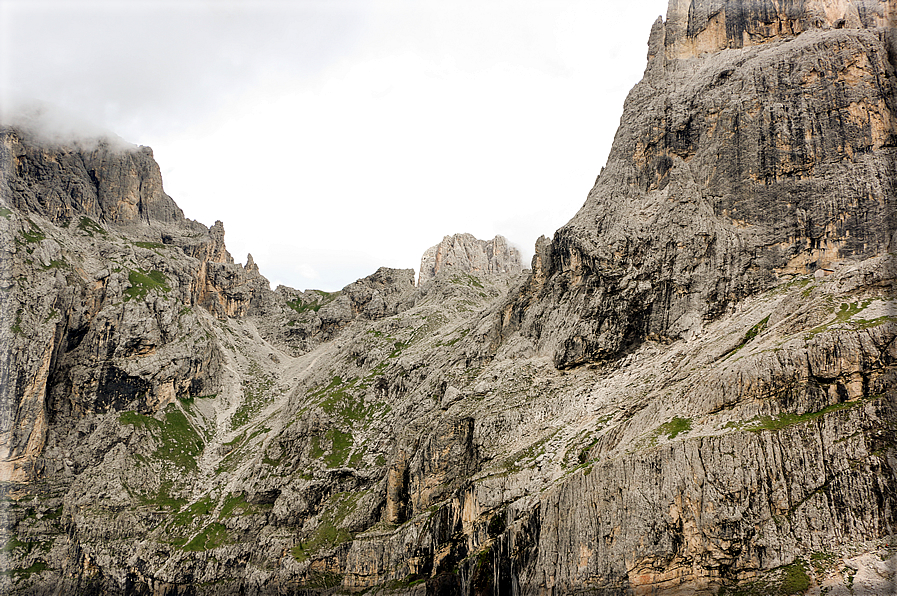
[0,127,186,227]
[1,2,896,596]
[496,7,897,368]
[93,365,153,413]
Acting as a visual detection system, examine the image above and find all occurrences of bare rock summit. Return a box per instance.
[0,2,895,595]
[418,233,521,284]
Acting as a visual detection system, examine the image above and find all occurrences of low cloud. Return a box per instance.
[1,96,134,151]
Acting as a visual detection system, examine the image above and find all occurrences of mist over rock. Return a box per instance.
[0,98,134,152]
[0,126,188,228]
[418,233,522,284]
[0,2,895,595]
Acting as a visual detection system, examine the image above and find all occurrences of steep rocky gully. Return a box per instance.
[1,1,896,595]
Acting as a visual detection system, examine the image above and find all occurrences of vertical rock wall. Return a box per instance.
[419,234,522,284]
[497,0,897,368]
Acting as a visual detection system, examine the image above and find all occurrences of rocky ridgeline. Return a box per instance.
[1,1,895,595]
[418,233,522,284]
[494,0,897,368]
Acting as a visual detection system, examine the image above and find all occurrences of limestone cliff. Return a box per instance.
[495,0,897,368]
[0,2,895,596]
[418,234,522,284]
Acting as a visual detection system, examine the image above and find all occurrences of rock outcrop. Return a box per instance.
[0,2,895,596]
[2,125,187,227]
[495,0,897,368]
[418,233,522,284]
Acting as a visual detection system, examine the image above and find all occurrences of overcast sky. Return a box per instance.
[1,0,670,291]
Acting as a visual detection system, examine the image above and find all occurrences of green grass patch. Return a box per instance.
[182,522,230,551]
[170,496,214,527]
[248,426,270,441]
[231,364,275,429]
[834,300,871,322]
[853,315,897,329]
[310,435,325,459]
[647,417,692,446]
[325,430,353,468]
[720,316,771,360]
[134,241,165,249]
[41,260,68,271]
[76,216,105,237]
[726,398,870,433]
[291,522,352,561]
[2,561,49,580]
[123,269,171,301]
[215,429,264,474]
[747,404,852,431]
[718,559,810,595]
[568,415,615,465]
[287,291,339,315]
[134,480,186,511]
[311,375,390,427]
[219,493,259,518]
[11,307,23,335]
[310,429,355,468]
[445,328,470,347]
[808,299,874,336]
[450,273,485,289]
[809,551,836,579]
[388,341,409,358]
[0,206,12,219]
[119,405,204,470]
[501,434,555,474]
[318,378,361,417]
[291,491,360,561]
[367,360,389,376]
[743,315,770,343]
[262,452,283,467]
[223,432,246,449]
[778,561,810,594]
[20,220,45,243]
[1,535,27,553]
[772,276,813,295]
[287,298,319,315]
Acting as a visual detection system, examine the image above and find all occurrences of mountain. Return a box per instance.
[1,1,895,595]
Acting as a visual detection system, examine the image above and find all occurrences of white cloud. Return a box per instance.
[2,0,670,291]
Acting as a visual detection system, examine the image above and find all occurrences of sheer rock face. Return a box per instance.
[1,3,896,596]
[664,0,895,59]
[418,233,522,284]
[1,126,187,227]
[0,131,261,483]
[496,0,897,368]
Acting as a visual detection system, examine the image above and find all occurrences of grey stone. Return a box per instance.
[418,233,522,284]
[0,2,894,595]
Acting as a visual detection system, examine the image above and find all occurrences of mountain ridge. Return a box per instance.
[1,1,895,595]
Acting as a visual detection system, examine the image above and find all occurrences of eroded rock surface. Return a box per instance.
[418,233,522,284]
[0,2,895,596]
[496,0,897,368]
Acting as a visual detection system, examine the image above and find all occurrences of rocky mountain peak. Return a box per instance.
[1,126,187,228]
[0,3,894,595]
[418,233,522,284]
[495,0,897,368]
[659,0,895,61]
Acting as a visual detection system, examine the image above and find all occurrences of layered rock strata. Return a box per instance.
[418,233,522,284]
[0,1,895,596]
[495,0,897,368]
